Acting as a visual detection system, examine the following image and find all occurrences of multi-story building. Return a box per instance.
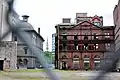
[52,33,55,53]
[13,15,44,68]
[55,13,114,70]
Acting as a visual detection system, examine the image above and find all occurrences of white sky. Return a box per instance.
[14,0,118,51]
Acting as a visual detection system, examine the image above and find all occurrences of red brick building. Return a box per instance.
[55,13,114,70]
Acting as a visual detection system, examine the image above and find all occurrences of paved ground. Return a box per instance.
[0,70,120,80]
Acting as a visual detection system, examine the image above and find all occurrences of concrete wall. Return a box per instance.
[0,41,17,69]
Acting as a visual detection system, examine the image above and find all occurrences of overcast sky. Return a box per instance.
[14,0,118,51]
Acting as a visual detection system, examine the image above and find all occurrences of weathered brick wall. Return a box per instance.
[0,41,17,69]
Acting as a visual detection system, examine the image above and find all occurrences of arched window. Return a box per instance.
[94,55,100,60]
[94,55,100,69]
[23,59,28,65]
[74,55,79,58]
[23,47,28,54]
[18,59,22,64]
[62,55,67,59]
[84,55,90,69]
[84,55,89,59]
[94,55,100,58]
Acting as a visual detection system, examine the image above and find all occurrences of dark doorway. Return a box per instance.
[0,60,3,71]
[62,62,67,70]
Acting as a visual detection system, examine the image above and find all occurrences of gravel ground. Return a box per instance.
[0,70,120,80]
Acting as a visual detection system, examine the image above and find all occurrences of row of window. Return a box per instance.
[62,32,110,36]
[60,44,99,50]
[17,59,28,65]
[62,34,110,40]
[61,55,100,59]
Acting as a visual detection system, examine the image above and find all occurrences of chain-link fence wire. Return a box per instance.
[5,0,60,80]
[3,0,119,80]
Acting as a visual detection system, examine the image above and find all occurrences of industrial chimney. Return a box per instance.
[22,15,29,22]
[38,27,40,34]
[62,18,71,23]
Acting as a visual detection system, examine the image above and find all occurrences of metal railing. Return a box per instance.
[3,0,120,80]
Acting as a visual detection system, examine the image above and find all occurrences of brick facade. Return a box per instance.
[55,13,114,70]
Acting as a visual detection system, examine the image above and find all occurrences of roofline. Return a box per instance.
[102,26,114,29]
[76,16,103,18]
[55,21,103,29]
[55,23,75,28]
[103,26,114,27]
[25,30,45,41]
[74,21,102,29]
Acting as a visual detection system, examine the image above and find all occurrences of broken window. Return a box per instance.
[74,44,78,50]
[74,43,79,50]
[94,55,100,69]
[93,33,98,40]
[74,35,78,40]
[74,35,79,50]
[59,45,62,50]
[74,36,78,50]
[89,45,94,50]
[63,35,67,40]
[84,44,88,50]
[81,45,84,50]
[94,44,99,50]
[24,47,28,54]
[84,34,88,40]
[67,45,70,50]
[14,36,17,41]
[62,55,67,59]
[104,33,110,39]
[73,55,79,58]
[84,55,90,69]
[62,35,67,50]
[88,45,91,50]
[63,43,67,50]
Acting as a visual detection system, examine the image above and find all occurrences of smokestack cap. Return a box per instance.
[22,15,29,22]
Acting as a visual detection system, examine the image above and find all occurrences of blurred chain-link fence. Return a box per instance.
[3,0,119,80]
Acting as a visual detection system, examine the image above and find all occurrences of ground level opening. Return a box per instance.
[0,60,3,71]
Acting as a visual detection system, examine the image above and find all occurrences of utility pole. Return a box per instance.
[46,37,49,51]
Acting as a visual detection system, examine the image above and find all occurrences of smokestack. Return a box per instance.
[38,28,40,34]
[22,15,29,22]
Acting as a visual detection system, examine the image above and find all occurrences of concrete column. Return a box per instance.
[90,59,94,70]
[80,58,84,70]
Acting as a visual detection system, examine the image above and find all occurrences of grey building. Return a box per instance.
[12,15,44,68]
